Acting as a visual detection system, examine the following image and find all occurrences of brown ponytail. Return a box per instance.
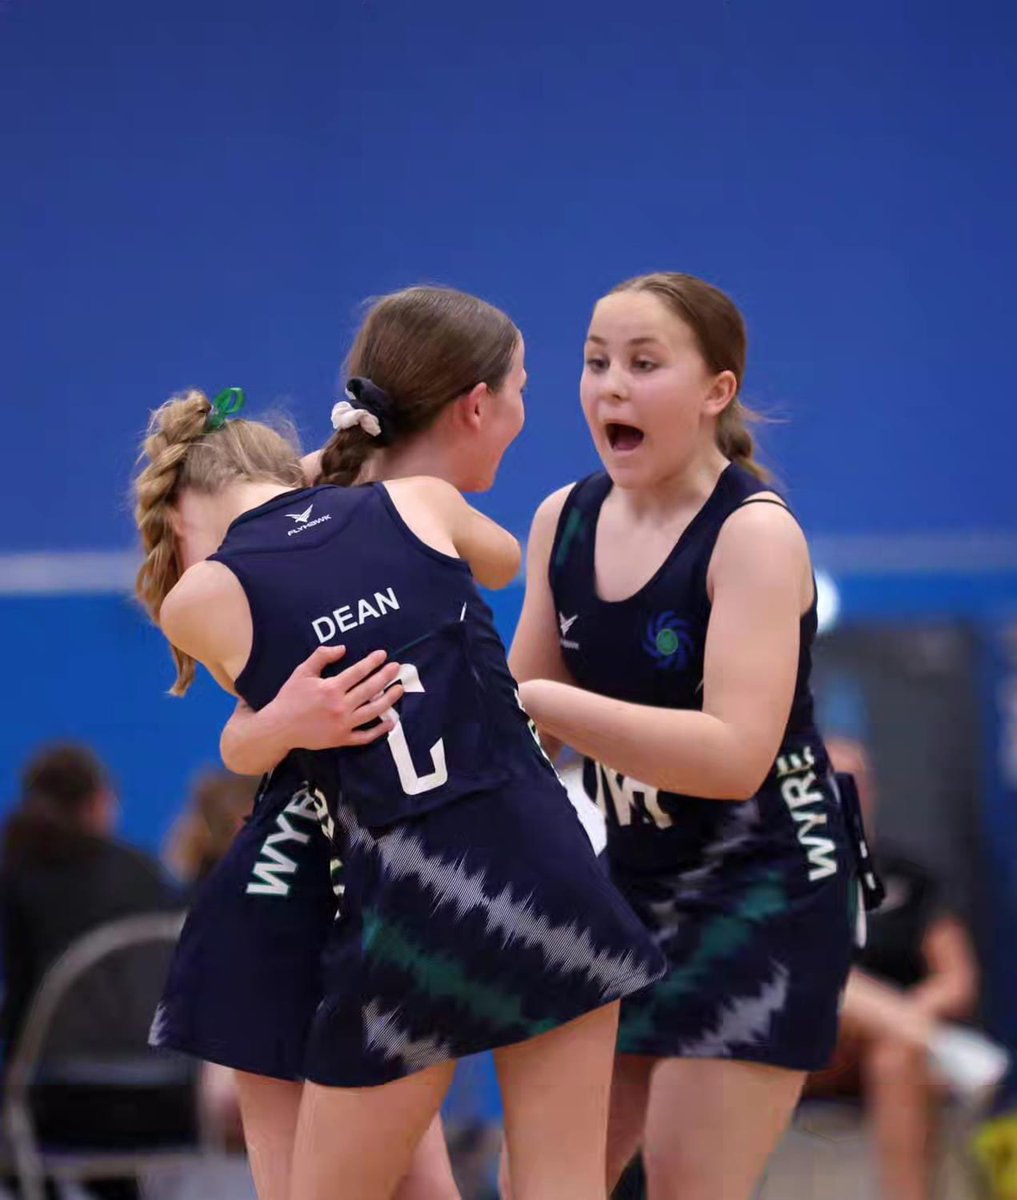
[318,426,377,488]
[316,286,520,487]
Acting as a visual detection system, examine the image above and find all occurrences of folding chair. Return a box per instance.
[1,912,210,1200]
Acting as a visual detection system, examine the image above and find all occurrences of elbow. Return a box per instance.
[716,734,778,801]
[724,780,761,802]
[704,755,771,802]
[729,763,771,800]
[482,539,523,590]
[219,729,248,776]
[654,767,762,802]
[953,967,980,1019]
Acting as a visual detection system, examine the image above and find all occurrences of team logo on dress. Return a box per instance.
[285,503,332,536]
[643,612,695,669]
[558,612,580,650]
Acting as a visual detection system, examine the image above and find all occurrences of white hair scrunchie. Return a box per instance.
[330,399,382,439]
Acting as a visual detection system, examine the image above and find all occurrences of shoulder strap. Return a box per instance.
[549,473,609,587]
[735,496,790,511]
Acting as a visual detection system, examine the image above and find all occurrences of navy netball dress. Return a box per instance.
[157,483,665,1089]
[549,463,855,1071]
[151,758,339,1080]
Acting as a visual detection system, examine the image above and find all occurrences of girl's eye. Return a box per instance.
[585,357,608,371]
[633,359,657,372]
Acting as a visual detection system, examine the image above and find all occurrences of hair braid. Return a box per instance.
[133,390,211,694]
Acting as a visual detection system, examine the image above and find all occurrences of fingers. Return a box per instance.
[299,643,349,675]
[344,661,404,709]
[333,648,392,689]
[347,688,405,742]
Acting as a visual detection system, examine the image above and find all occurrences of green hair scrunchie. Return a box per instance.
[205,387,246,432]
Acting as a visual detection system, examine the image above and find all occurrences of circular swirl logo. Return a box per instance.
[643,612,695,670]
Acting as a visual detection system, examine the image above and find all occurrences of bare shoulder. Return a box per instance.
[159,560,245,641]
[712,494,811,581]
[529,482,577,542]
[383,476,462,510]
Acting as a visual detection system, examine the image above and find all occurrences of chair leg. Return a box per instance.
[7,1110,47,1200]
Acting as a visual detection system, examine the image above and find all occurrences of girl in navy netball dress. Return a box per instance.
[509,273,856,1200]
[148,287,539,1200]
[132,356,665,1199]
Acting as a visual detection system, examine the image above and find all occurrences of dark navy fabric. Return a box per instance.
[549,463,855,1070]
[151,758,337,1080]
[163,482,666,1086]
[213,484,553,827]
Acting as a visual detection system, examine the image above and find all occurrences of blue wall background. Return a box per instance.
[2,0,1016,551]
[2,0,1017,1092]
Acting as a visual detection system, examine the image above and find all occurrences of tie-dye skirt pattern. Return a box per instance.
[304,776,667,1087]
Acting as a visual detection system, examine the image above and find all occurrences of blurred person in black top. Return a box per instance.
[806,737,982,1200]
[0,743,188,1199]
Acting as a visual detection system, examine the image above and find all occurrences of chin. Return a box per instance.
[464,469,495,493]
[601,455,651,488]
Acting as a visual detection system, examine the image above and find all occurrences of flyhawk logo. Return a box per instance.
[286,503,332,537]
[559,612,580,649]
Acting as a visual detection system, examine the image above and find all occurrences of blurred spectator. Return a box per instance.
[0,743,188,1198]
[163,770,256,890]
[162,769,259,1153]
[805,736,981,1200]
[0,742,181,1056]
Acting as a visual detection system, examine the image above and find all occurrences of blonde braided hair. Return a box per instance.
[133,390,303,695]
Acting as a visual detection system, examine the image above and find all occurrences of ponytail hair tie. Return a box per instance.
[205,387,246,432]
[331,377,395,445]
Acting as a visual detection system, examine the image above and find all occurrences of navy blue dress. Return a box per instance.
[151,759,338,1080]
[549,464,855,1071]
[153,483,665,1087]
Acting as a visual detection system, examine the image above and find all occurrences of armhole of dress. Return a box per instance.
[731,497,816,616]
[547,480,584,590]
[735,496,790,512]
[207,554,263,699]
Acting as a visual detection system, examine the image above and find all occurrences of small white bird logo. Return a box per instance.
[287,504,314,524]
[559,613,578,636]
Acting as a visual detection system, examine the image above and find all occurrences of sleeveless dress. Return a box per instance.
[549,464,855,1070]
[153,483,665,1087]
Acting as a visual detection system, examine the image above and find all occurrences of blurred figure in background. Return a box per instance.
[806,736,985,1200]
[0,743,187,1198]
[164,769,257,891]
[0,743,180,1057]
[163,768,260,1152]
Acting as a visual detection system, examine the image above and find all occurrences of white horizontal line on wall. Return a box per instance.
[1,532,1017,596]
[811,533,1017,575]
[0,551,139,595]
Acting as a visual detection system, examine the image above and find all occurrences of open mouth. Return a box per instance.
[605,422,645,452]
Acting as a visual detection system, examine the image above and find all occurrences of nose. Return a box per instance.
[598,362,628,401]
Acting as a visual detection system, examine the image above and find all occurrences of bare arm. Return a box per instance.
[219,645,405,775]
[508,486,580,760]
[444,489,521,589]
[910,914,979,1021]
[519,503,811,799]
[158,561,252,693]
[839,969,937,1047]
[163,564,405,772]
[388,477,522,589]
